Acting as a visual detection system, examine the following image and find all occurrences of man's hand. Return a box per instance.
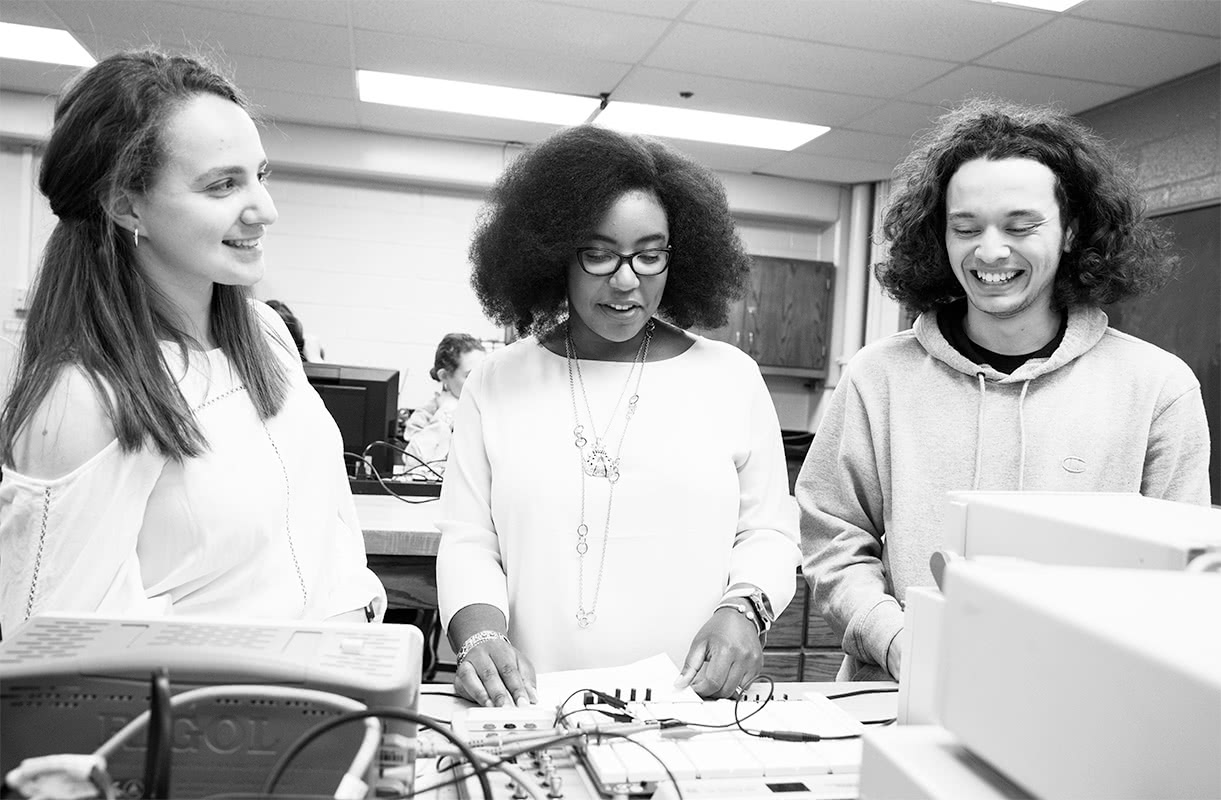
[454,637,538,707]
[674,606,764,698]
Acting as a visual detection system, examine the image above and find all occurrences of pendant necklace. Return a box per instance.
[565,319,654,628]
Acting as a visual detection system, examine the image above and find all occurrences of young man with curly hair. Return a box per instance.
[797,98,1211,682]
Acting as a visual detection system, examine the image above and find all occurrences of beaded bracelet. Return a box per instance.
[455,630,509,665]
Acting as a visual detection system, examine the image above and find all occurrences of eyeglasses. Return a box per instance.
[576,246,672,277]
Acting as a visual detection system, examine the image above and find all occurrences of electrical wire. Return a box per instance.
[362,440,446,482]
[94,685,380,797]
[343,452,439,504]
[823,686,900,701]
[261,707,493,800]
[141,669,172,799]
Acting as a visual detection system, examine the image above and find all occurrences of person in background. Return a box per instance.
[265,299,307,362]
[437,125,800,706]
[798,97,1211,682]
[399,333,486,477]
[0,49,385,632]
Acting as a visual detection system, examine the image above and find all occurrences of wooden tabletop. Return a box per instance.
[355,494,442,556]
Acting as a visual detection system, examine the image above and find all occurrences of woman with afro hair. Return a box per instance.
[437,126,800,706]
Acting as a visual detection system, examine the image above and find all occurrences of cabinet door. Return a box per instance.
[688,295,745,348]
[744,257,834,372]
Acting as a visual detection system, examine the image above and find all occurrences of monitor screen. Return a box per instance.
[304,362,400,478]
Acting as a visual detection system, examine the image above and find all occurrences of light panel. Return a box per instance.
[594,101,828,151]
[0,22,94,67]
[358,70,599,126]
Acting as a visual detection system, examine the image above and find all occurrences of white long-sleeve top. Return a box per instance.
[436,335,800,672]
[0,302,385,632]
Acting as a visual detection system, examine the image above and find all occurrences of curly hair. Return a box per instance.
[875,97,1177,313]
[469,125,751,337]
[430,332,485,381]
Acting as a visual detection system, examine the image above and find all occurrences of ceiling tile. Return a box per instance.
[0,0,66,27]
[351,0,673,62]
[846,99,948,137]
[227,54,355,98]
[534,0,690,17]
[1068,0,1221,36]
[755,151,899,184]
[0,59,84,97]
[202,0,351,26]
[647,23,957,97]
[795,128,915,163]
[353,29,630,96]
[978,16,1221,86]
[685,0,1050,61]
[639,136,787,174]
[907,65,1137,112]
[249,88,360,130]
[612,67,879,127]
[43,0,352,66]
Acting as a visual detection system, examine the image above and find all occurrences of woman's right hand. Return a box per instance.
[454,636,538,707]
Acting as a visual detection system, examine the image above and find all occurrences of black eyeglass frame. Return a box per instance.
[575,246,673,277]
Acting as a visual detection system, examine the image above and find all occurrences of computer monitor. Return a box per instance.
[0,614,423,798]
[304,362,400,477]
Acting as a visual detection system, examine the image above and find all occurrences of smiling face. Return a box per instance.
[129,93,277,305]
[944,157,1073,351]
[566,189,669,355]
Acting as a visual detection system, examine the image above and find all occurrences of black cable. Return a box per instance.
[412,730,586,796]
[142,668,172,799]
[261,707,493,800]
[343,452,438,505]
[362,440,446,482]
[823,687,900,701]
[730,675,866,742]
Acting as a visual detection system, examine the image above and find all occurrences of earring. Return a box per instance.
[133,225,139,248]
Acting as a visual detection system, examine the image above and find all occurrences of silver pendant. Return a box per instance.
[584,441,610,478]
[577,610,596,628]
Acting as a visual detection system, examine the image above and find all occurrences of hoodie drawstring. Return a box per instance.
[972,372,986,490]
[1017,380,1031,491]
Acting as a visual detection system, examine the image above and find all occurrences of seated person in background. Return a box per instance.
[0,49,385,632]
[437,125,801,706]
[798,97,1211,683]
[265,299,307,361]
[400,333,486,477]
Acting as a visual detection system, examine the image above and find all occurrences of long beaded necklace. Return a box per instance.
[565,319,654,628]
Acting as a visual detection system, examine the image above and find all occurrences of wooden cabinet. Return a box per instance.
[761,570,845,682]
[693,256,835,378]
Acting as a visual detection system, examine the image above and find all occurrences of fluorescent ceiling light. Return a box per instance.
[358,70,599,126]
[594,101,828,151]
[989,0,1085,10]
[0,22,94,67]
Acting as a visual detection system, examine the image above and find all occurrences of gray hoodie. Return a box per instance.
[797,305,1210,681]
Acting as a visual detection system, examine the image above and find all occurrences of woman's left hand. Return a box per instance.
[674,607,764,698]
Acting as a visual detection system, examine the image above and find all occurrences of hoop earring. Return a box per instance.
[133,225,139,248]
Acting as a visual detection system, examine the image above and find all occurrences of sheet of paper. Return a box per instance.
[535,653,701,708]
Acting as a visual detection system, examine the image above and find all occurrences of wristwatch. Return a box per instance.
[742,588,775,634]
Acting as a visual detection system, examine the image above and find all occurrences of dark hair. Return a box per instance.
[0,49,288,465]
[266,300,307,362]
[430,333,485,381]
[469,125,751,337]
[875,97,1178,313]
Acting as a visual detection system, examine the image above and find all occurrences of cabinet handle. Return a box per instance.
[748,331,755,348]
[734,331,741,346]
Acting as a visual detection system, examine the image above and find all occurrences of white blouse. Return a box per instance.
[436,335,800,672]
[0,303,385,632]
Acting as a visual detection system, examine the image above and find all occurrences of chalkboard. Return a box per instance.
[1105,204,1221,504]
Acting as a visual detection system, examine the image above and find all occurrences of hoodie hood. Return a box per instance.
[914,304,1110,383]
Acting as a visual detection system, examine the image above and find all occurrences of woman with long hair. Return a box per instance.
[0,49,384,632]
